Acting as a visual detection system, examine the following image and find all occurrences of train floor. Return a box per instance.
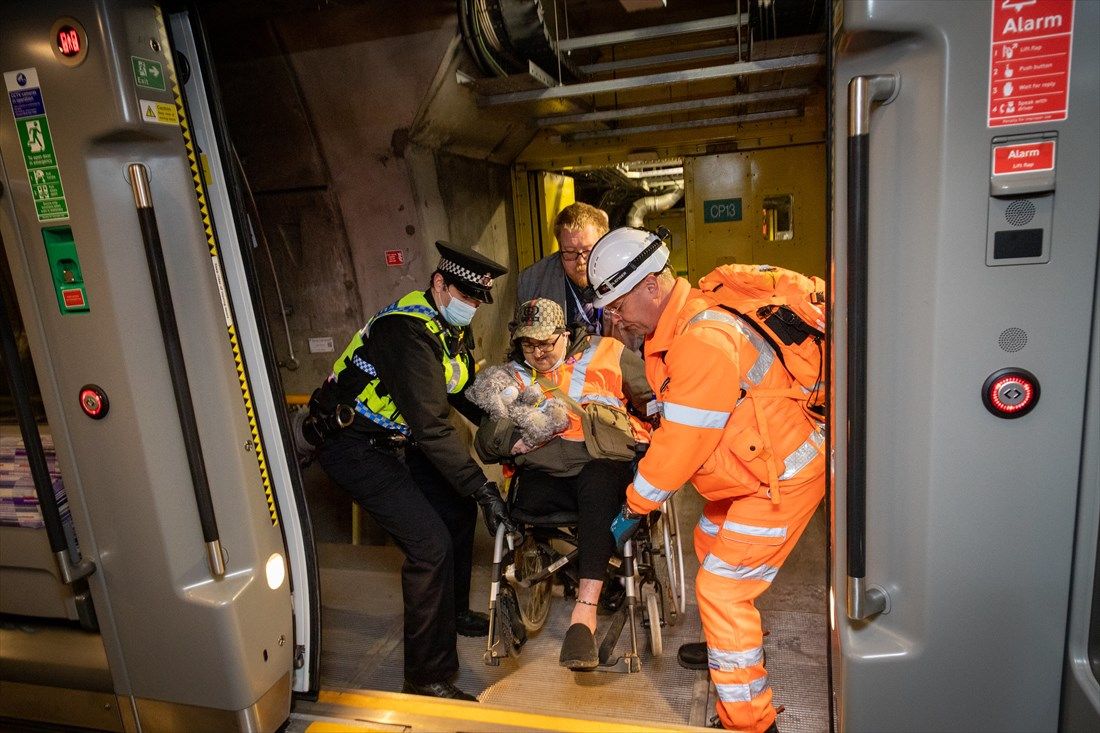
[296,486,829,732]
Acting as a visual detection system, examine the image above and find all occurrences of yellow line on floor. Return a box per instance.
[305,724,394,732]
[317,689,699,732]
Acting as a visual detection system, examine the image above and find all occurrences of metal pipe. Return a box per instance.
[626,186,684,228]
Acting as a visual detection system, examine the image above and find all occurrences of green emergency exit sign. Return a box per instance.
[703,198,743,223]
[131,56,165,91]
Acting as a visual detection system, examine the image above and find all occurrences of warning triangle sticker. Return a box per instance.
[145,106,156,118]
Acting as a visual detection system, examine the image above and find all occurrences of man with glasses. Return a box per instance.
[303,241,516,701]
[517,202,609,334]
[588,228,825,733]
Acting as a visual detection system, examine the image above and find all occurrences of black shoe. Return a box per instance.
[455,608,489,637]
[681,641,767,670]
[678,641,708,670]
[559,623,599,670]
[597,580,626,614]
[401,679,477,701]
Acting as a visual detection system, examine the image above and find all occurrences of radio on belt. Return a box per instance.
[982,368,1039,419]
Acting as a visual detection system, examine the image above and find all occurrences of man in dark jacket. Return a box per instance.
[517,202,609,334]
[304,241,515,701]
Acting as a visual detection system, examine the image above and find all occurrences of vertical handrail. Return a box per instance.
[846,74,898,621]
[0,278,95,583]
[128,163,225,578]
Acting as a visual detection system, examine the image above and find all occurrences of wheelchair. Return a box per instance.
[484,482,687,673]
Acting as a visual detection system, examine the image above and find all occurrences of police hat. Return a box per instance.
[435,241,508,304]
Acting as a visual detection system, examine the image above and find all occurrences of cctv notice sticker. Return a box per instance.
[4,68,70,221]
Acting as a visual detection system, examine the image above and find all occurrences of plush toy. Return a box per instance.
[467,364,571,448]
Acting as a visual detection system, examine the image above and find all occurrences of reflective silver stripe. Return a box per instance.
[508,362,535,388]
[709,646,765,671]
[687,309,775,385]
[779,425,825,481]
[715,675,770,703]
[722,521,787,540]
[662,401,730,429]
[568,346,596,400]
[697,515,720,537]
[702,554,779,583]
[633,471,672,504]
[581,394,624,408]
[445,358,463,393]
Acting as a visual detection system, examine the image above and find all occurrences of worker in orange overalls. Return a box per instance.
[588,228,825,733]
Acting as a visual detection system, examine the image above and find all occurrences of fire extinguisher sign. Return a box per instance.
[989,0,1075,128]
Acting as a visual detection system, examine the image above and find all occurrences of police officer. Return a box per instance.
[305,241,516,701]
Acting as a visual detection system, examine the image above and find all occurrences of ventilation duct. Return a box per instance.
[457,0,582,81]
[626,186,684,228]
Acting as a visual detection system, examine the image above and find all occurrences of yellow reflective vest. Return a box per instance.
[330,291,471,434]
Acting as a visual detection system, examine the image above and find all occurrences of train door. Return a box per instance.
[831,1,1099,730]
[0,0,319,728]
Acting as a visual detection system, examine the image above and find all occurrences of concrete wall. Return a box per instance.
[205,1,517,400]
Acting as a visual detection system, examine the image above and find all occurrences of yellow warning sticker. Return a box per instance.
[139,98,178,126]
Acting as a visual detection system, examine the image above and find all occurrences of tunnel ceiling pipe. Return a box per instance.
[457,0,581,81]
[626,185,684,228]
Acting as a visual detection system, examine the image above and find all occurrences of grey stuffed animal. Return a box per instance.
[467,364,570,447]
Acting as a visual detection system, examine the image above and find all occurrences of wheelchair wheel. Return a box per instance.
[642,585,663,657]
[661,499,688,617]
[514,536,553,632]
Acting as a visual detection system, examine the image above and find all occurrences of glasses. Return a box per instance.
[559,248,593,263]
[520,333,563,353]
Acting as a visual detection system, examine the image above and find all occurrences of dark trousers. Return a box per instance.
[318,433,477,685]
[513,459,631,580]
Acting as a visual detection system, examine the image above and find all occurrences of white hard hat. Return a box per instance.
[586,227,670,308]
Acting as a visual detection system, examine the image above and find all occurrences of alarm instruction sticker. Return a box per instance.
[989,0,1075,127]
[4,67,69,221]
[139,99,179,126]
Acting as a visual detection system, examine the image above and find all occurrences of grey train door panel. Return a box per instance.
[832,1,1100,731]
[0,0,305,728]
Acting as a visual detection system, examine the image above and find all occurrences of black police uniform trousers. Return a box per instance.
[318,430,477,685]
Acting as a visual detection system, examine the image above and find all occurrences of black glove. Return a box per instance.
[471,481,517,537]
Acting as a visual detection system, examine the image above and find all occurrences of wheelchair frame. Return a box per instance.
[484,496,687,674]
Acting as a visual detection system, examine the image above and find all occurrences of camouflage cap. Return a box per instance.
[511,298,566,341]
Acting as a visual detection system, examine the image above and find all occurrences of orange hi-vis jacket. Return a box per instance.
[626,278,825,514]
[508,334,651,445]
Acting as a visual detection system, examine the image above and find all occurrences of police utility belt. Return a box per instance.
[302,388,409,450]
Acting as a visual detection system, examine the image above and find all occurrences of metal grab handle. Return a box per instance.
[128,163,225,578]
[0,279,96,584]
[846,74,898,621]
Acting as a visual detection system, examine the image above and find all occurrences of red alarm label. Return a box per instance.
[62,288,85,308]
[992,140,1056,174]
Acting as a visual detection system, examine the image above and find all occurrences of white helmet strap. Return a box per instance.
[593,238,664,299]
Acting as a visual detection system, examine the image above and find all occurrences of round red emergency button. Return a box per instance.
[79,384,109,420]
[982,368,1039,419]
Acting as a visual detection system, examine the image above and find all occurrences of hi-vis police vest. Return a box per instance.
[329,291,471,435]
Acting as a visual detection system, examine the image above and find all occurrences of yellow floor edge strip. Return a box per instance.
[317,689,699,732]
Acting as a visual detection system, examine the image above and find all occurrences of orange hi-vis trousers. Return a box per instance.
[692,474,824,733]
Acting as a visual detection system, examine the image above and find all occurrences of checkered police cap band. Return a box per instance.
[438,258,494,288]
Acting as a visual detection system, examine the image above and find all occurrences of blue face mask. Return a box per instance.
[439,290,477,327]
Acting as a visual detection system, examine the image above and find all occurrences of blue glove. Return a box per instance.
[610,505,644,552]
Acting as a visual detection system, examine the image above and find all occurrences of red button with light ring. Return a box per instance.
[981,368,1039,419]
[79,384,109,420]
